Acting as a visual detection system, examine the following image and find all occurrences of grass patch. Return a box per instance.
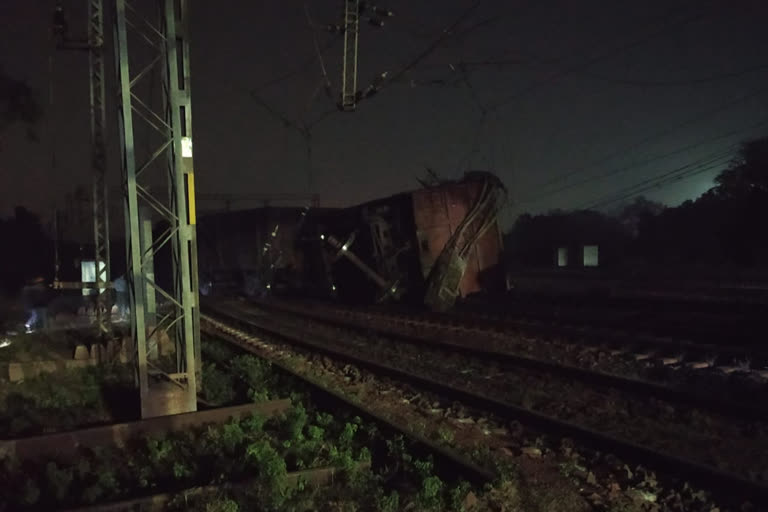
[0,364,136,437]
[0,404,375,510]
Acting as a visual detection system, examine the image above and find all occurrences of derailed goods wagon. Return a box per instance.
[196,172,507,310]
[196,207,326,297]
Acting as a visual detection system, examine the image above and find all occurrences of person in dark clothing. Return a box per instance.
[21,276,48,332]
[113,275,129,321]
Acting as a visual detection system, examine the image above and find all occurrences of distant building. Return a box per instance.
[556,244,600,268]
[506,210,627,271]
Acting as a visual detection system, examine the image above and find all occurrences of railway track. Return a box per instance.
[200,318,496,486]
[253,298,768,414]
[455,295,768,363]
[268,297,768,385]
[1,327,494,510]
[203,299,768,505]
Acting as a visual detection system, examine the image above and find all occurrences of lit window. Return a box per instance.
[557,247,568,267]
[81,260,106,296]
[583,245,599,267]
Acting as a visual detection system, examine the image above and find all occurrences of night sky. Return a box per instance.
[1,0,768,228]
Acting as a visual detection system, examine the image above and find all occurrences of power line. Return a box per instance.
[454,62,490,173]
[454,57,768,88]
[412,3,699,84]
[250,35,341,93]
[579,63,768,87]
[486,1,714,113]
[534,84,768,189]
[384,3,542,89]
[582,146,736,207]
[585,159,727,210]
[578,148,735,210]
[524,116,768,202]
[379,1,483,92]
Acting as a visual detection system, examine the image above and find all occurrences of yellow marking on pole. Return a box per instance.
[187,173,196,225]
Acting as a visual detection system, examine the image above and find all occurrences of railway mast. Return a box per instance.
[113,0,200,418]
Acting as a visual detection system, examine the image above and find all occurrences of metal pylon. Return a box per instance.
[89,0,111,335]
[341,0,360,111]
[113,0,200,417]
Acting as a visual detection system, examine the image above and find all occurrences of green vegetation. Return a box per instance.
[0,363,135,436]
[201,339,285,406]
[0,405,373,510]
[0,330,84,363]
[165,434,477,512]
[1,334,492,511]
[199,337,488,511]
[1,404,481,511]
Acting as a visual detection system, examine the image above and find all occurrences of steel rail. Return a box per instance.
[446,307,768,362]
[371,304,767,364]
[200,314,496,486]
[250,298,768,421]
[203,303,768,504]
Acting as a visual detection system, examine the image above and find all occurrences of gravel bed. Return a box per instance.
[245,303,768,486]
[205,307,759,511]
[296,301,768,406]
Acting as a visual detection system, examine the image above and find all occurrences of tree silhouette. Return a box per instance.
[505,136,768,271]
[617,196,665,238]
[714,136,768,197]
[0,208,52,294]
[0,67,41,146]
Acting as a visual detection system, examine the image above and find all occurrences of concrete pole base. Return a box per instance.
[141,381,196,418]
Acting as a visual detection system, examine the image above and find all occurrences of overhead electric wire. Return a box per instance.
[580,63,768,87]
[381,1,483,91]
[455,62,491,173]
[583,159,728,211]
[577,148,736,210]
[524,116,768,202]
[454,57,768,88]
[419,3,686,81]
[534,84,768,189]
[250,35,340,93]
[486,1,715,113]
[577,147,736,209]
[385,2,542,89]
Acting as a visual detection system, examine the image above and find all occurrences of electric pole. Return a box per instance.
[113,0,200,418]
[52,1,111,333]
[88,0,111,335]
[336,1,393,111]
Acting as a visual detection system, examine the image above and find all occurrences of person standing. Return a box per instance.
[21,276,48,332]
[112,275,129,321]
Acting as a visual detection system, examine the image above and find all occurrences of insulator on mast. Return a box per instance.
[372,6,394,17]
[53,2,68,38]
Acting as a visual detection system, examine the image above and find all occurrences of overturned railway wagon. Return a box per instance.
[197,172,506,310]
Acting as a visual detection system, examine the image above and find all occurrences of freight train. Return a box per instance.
[196,172,507,311]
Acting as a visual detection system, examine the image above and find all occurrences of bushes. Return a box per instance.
[201,363,237,405]
[0,404,375,510]
[201,341,284,405]
[0,364,135,437]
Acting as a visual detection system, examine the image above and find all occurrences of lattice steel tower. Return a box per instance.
[89,0,111,335]
[113,0,200,417]
[52,0,111,331]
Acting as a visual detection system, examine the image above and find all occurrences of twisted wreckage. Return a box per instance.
[197,172,507,311]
